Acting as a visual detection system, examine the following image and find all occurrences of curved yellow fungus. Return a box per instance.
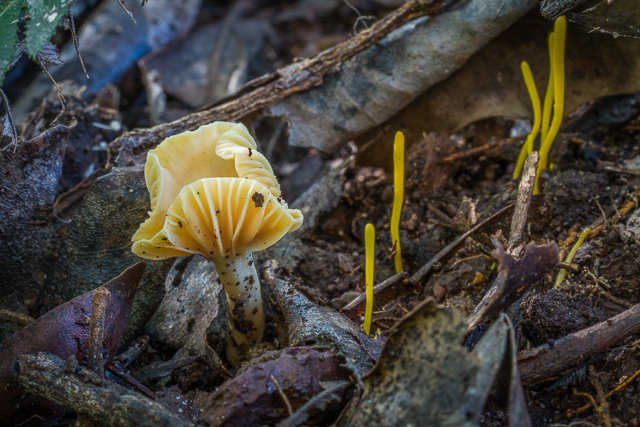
[513,61,541,179]
[535,16,567,195]
[364,223,375,335]
[391,131,405,273]
[554,227,590,288]
[540,33,555,144]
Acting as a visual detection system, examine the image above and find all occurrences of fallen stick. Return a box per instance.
[108,0,459,163]
[518,303,640,386]
[340,272,408,318]
[17,352,193,427]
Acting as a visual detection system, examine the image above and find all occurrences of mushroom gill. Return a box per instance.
[132,122,303,366]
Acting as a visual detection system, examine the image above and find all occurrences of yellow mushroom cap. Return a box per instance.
[132,122,303,259]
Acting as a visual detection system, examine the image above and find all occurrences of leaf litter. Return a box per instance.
[4,0,640,425]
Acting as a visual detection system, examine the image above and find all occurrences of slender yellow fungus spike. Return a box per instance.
[554,227,590,288]
[391,131,405,273]
[364,223,375,335]
[541,33,555,144]
[513,61,542,179]
[535,17,567,195]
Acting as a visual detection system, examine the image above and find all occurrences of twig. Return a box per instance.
[88,287,111,377]
[106,364,155,400]
[571,366,640,416]
[599,291,634,309]
[557,261,580,272]
[0,308,35,328]
[587,365,612,427]
[572,386,598,414]
[35,57,66,125]
[518,303,640,386]
[17,353,193,427]
[67,0,89,79]
[112,335,149,369]
[271,374,293,416]
[508,152,539,250]
[341,272,408,316]
[560,187,640,257]
[116,0,137,24]
[109,0,459,162]
[409,203,515,286]
[441,137,521,163]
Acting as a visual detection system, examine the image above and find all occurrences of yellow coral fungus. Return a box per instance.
[535,17,567,195]
[364,223,375,335]
[391,131,405,273]
[513,18,567,194]
[513,61,541,179]
[554,227,590,288]
[541,33,555,144]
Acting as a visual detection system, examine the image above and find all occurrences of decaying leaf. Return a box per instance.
[199,347,352,427]
[264,265,383,380]
[270,0,538,153]
[342,299,478,426]
[0,262,145,426]
[12,0,202,120]
[0,125,69,329]
[342,300,532,426]
[359,10,640,170]
[37,166,174,343]
[468,239,560,328]
[447,314,532,427]
[140,18,270,109]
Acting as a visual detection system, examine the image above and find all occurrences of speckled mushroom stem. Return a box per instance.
[211,252,264,367]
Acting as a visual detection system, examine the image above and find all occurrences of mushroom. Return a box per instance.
[131,122,303,366]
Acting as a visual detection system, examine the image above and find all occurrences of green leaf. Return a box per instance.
[0,0,23,85]
[25,0,68,60]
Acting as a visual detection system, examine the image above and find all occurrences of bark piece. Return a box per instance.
[264,265,383,380]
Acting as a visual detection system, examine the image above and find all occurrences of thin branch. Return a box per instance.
[0,308,35,328]
[67,0,89,79]
[116,0,137,24]
[109,0,459,162]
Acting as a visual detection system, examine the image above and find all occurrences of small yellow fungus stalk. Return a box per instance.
[535,16,567,195]
[513,61,542,179]
[540,33,555,143]
[364,223,375,335]
[554,228,590,288]
[391,131,405,273]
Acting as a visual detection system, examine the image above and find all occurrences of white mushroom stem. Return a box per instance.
[211,252,264,367]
